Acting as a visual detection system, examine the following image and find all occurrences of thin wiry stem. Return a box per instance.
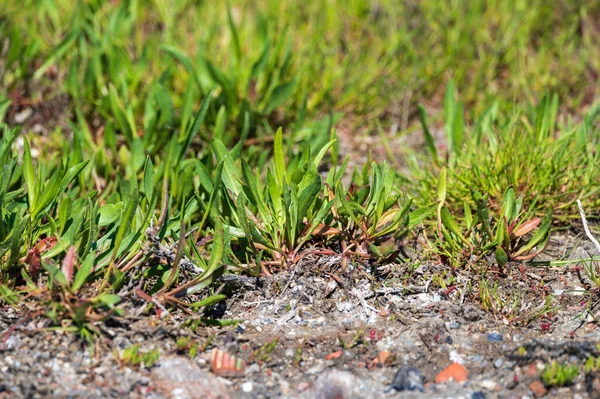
[577,199,600,254]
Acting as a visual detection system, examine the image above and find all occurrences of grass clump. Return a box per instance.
[541,361,580,388]
[409,83,599,233]
[0,121,234,337]
[427,176,552,269]
[115,344,161,369]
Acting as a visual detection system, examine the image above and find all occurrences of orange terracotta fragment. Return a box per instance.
[435,362,469,383]
[529,380,547,398]
[325,350,343,360]
[376,351,390,364]
[367,351,391,369]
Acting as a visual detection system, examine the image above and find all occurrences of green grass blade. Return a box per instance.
[274,127,286,185]
[418,105,438,161]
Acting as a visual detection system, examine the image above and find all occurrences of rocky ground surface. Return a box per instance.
[1,234,600,399]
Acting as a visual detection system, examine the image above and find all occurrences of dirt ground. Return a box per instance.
[1,232,600,399]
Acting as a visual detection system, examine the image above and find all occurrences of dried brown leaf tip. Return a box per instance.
[210,349,246,377]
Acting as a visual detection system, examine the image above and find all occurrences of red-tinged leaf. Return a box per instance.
[37,237,58,252]
[512,218,541,237]
[312,224,341,236]
[196,235,213,247]
[210,349,246,377]
[24,247,41,277]
[23,237,59,276]
[61,246,77,283]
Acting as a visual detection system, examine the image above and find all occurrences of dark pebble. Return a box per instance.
[445,336,453,344]
[487,333,503,342]
[387,367,425,392]
[212,302,227,318]
[471,392,486,399]
[505,378,518,390]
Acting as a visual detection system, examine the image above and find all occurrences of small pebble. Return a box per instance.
[505,379,518,390]
[494,358,503,368]
[449,322,461,329]
[244,364,260,375]
[472,392,486,399]
[14,108,32,124]
[480,379,496,390]
[241,382,253,393]
[472,355,483,363]
[487,333,503,342]
[307,363,325,375]
[314,370,353,398]
[3,336,19,351]
[296,381,312,392]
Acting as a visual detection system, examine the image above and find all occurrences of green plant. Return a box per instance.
[427,169,551,269]
[412,83,600,226]
[0,122,232,335]
[251,338,279,364]
[176,337,200,359]
[116,344,161,368]
[212,128,337,267]
[541,361,580,387]
[331,160,435,266]
[581,255,600,290]
[584,354,600,374]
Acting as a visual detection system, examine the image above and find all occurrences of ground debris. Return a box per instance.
[506,339,600,363]
[387,367,425,392]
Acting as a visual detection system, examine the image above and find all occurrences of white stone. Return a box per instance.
[449,350,464,364]
[480,379,497,390]
[241,382,253,393]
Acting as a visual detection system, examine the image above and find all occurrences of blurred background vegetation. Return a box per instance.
[2,0,598,135]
